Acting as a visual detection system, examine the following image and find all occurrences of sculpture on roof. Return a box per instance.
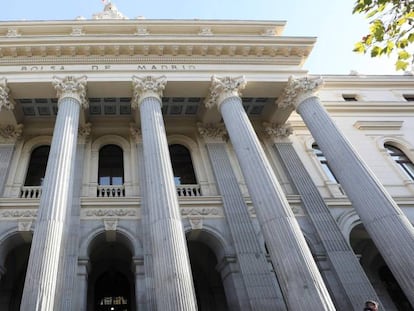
[92,1,128,20]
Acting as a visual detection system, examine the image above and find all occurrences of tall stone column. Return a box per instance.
[265,123,381,310]
[132,76,197,311]
[198,123,286,311]
[282,76,414,306]
[130,124,155,311]
[20,76,88,310]
[205,76,335,310]
[0,124,23,195]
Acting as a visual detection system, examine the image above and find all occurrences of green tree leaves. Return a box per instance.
[353,0,414,71]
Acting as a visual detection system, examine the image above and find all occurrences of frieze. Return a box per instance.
[82,208,138,218]
[1,209,37,218]
[180,207,222,217]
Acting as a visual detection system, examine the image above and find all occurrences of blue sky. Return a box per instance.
[0,0,400,75]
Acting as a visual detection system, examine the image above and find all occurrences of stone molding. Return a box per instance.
[277,76,323,110]
[6,28,21,37]
[0,124,23,142]
[131,75,167,108]
[0,78,12,111]
[71,26,85,36]
[78,123,92,142]
[52,76,88,108]
[197,122,228,142]
[205,75,246,109]
[135,26,149,35]
[262,122,293,138]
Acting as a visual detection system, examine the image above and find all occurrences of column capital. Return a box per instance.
[262,122,293,140]
[0,78,13,111]
[131,75,166,109]
[52,76,88,109]
[78,123,92,143]
[205,75,246,109]
[0,124,23,143]
[277,76,323,110]
[197,122,228,143]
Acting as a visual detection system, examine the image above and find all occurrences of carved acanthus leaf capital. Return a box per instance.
[263,122,293,138]
[276,76,323,110]
[205,75,246,109]
[0,78,13,111]
[197,122,228,142]
[131,76,167,109]
[52,76,88,109]
[0,124,23,142]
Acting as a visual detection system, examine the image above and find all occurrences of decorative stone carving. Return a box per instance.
[53,76,88,108]
[18,220,33,232]
[0,78,12,111]
[78,123,91,138]
[199,27,213,35]
[129,123,142,142]
[197,122,228,142]
[131,76,167,109]
[262,28,277,36]
[71,26,85,36]
[189,218,203,230]
[263,122,293,138]
[6,28,21,37]
[276,76,323,110]
[84,208,137,218]
[92,2,128,20]
[205,75,246,109]
[104,218,118,231]
[0,124,23,141]
[135,26,149,35]
[180,207,222,217]
[1,210,37,218]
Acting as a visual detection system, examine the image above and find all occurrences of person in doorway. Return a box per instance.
[364,300,379,311]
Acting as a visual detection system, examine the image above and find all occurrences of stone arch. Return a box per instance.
[83,227,140,311]
[336,209,362,245]
[0,230,31,311]
[80,225,142,259]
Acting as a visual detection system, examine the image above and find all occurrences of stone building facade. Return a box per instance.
[0,3,413,311]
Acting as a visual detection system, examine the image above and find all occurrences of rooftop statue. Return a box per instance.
[92,0,128,20]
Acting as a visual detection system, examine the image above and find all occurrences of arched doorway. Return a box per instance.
[350,223,413,310]
[187,240,228,311]
[0,238,31,311]
[87,233,136,311]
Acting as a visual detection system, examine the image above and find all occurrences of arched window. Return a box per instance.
[24,146,50,186]
[98,145,124,186]
[312,143,338,183]
[384,144,414,180]
[169,144,197,185]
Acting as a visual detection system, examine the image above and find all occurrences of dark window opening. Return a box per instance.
[403,94,414,101]
[385,144,414,180]
[98,145,124,186]
[342,94,358,101]
[24,146,50,186]
[169,144,197,185]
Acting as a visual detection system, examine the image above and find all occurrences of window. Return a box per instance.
[384,144,414,180]
[169,144,197,185]
[24,145,50,186]
[312,143,339,183]
[98,145,124,185]
[342,94,358,101]
[403,94,414,101]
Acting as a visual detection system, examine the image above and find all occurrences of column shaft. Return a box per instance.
[274,142,380,310]
[206,142,286,310]
[296,96,414,305]
[139,96,197,310]
[219,96,335,310]
[21,96,80,310]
